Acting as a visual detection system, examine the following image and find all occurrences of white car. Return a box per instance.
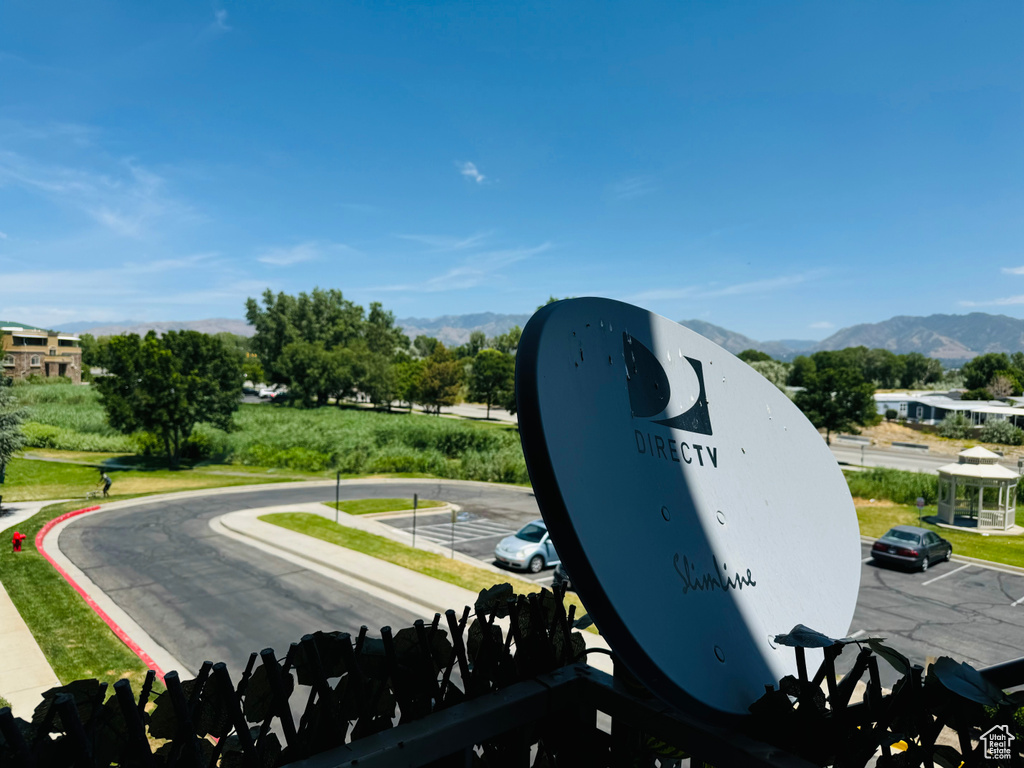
[258,387,277,398]
[494,519,560,574]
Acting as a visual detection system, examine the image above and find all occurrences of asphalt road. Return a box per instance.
[58,481,536,675]
[59,481,1024,691]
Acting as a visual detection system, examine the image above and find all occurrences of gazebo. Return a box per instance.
[936,447,1018,531]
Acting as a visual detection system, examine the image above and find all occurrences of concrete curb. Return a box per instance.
[214,505,614,673]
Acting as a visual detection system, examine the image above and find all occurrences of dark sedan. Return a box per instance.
[871,525,952,572]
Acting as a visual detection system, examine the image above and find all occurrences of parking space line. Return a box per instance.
[921,564,972,587]
[862,556,873,564]
[1012,595,1024,607]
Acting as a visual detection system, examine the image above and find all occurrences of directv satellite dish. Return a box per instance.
[516,298,860,716]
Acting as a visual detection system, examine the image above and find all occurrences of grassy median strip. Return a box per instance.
[260,512,595,631]
[0,466,301,699]
[323,498,444,515]
[856,502,1024,565]
[0,500,157,695]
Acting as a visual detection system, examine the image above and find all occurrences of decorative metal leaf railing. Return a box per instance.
[1,586,1021,768]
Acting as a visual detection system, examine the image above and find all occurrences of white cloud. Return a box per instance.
[378,243,550,293]
[1001,266,1024,275]
[607,175,657,201]
[256,241,359,266]
[0,150,191,238]
[396,231,492,252]
[628,272,819,303]
[458,161,486,184]
[960,295,1024,307]
[197,8,232,41]
[809,321,835,330]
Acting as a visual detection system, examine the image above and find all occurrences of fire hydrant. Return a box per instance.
[11,531,26,553]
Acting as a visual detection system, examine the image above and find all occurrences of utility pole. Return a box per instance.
[335,470,341,524]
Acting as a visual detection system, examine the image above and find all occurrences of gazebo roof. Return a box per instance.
[937,461,1019,480]
[958,446,1002,462]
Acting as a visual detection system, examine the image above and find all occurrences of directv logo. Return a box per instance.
[623,332,713,436]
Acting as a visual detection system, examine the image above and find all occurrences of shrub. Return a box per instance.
[937,412,973,439]
[885,409,898,422]
[980,419,1024,446]
[845,467,938,505]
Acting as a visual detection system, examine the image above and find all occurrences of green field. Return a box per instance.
[13,381,529,483]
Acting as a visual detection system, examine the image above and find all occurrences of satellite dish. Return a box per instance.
[516,298,860,716]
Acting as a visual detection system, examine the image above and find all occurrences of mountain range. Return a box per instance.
[44,311,1024,364]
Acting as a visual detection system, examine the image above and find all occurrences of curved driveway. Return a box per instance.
[58,480,539,676]
[57,480,1024,688]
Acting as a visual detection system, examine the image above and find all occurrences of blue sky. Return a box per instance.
[1,2,1021,341]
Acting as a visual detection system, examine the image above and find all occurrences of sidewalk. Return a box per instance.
[215,502,615,674]
[0,500,67,717]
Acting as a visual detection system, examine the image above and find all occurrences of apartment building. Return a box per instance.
[1,321,83,383]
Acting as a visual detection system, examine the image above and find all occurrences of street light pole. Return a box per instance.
[335,470,341,524]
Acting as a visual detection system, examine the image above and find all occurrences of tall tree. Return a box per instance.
[794,367,877,444]
[415,345,463,414]
[962,353,1012,391]
[96,331,243,468]
[469,349,515,418]
[0,376,26,487]
[491,325,522,355]
[277,341,362,407]
[364,302,409,357]
[245,287,365,383]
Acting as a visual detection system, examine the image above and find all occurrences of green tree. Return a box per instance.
[364,302,409,357]
[864,349,905,388]
[793,367,877,444]
[361,353,399,410]
[245,287,365,383]
[0,376,27,486]
[749,360,791,393]
[454,330,487,359]
[413,335,440,360]
[96,331,243,468]
[962,353,1012,391]
[738,349,773,363]
[416,345,463,414]
[899,352,943,388]
[278,341,362,407]
[469,349,515,418]
[960,388,992,401]
[392,355,422,412]
[491,325,522,355]
[788,355,817,387]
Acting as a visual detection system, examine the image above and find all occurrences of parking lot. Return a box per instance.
[382,509,1024,684]
[382,509,555,584]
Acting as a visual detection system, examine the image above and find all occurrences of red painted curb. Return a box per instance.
[35,505,167,684]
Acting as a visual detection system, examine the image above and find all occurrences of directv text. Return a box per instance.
[634,429,718,468]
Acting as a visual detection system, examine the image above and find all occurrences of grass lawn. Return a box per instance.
[856,501,1024,565]
[0,500,157,696]
[323,498,445,515]
[0,462,315,700]
[0,454,308,502]
[260,512,596,632]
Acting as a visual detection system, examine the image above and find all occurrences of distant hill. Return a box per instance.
[58,319,255,337]
[49,311,1024,364]
[397,312,532,347]
[677,319,806,360]
[813,313,1024,363]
